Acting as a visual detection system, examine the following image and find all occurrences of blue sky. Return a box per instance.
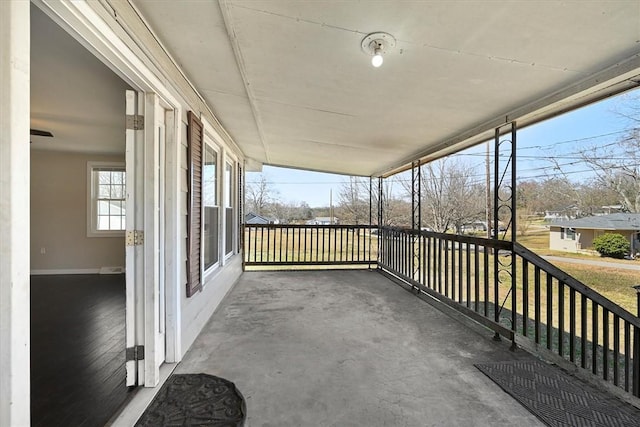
[247,91,637,208]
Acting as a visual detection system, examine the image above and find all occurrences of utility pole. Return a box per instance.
[329,189,333,224]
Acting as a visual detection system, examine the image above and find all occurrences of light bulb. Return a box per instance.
[371,54,383,67]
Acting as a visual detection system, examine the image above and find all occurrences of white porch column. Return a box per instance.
[0,1,31,426]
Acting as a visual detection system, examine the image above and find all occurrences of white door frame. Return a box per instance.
[142,92,169,384]
[125,89,145,386]
[1,2,31,425]
[34,0,184,386]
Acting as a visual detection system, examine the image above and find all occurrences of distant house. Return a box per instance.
[549,213,640,255]
[544,205,580,221]
[461,221,487,233]
[245,212,274,225]
[600,205,624,215]
[307,217,339,225]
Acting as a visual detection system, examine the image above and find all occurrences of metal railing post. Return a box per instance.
[411,160,421,291]
[633,285,640,397]
[378,177,383,268]
[369,176,373,269]
[492,122,516,346]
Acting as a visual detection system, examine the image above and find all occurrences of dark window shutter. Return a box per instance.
[238,164,243,252]
[186,111,203,297]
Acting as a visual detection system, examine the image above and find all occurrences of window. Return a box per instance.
[561,227,576,240]
[87,162,125,236]
[186,111,239,296]
[203,145,219,270]
[224,161,234,256]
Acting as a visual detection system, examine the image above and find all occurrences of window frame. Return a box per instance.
[86,161,126,237]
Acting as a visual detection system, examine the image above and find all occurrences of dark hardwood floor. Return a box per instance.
[31,274,133,427]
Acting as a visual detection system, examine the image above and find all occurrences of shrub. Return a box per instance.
[592,233,630,259]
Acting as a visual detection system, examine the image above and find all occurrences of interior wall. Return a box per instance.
[30,150,125,273]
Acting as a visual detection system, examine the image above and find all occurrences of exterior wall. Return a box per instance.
[550,227,636,253]
[177,115,244,356]
[549,226,579,252]
[578,228,596,250]
[30,150,125,273]
[180,255,242,355]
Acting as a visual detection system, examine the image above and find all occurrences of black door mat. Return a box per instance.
[475,360,640,427]
[135,374,246,426]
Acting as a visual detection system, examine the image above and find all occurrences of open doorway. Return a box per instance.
[30,5,134,425]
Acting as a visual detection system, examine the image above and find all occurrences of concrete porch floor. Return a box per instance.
[176,269,544,426]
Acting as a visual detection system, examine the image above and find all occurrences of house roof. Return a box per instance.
[245,212,272,224]
[551,213,640,231]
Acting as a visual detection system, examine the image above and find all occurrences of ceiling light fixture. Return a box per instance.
[361,32,396,68]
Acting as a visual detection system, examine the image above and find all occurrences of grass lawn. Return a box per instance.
[518,227,639,264]
[554,262,639,314]
[516,228,639,314]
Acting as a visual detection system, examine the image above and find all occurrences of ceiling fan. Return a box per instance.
[30,128,53,143]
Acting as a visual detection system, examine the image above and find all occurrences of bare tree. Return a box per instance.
[575,180,620,215]
[337,177,370,224]
[579,134,640,213]
[574,94,640,213]
[402,159,484,232]
[372,176,411,227]
[245,174,279,215]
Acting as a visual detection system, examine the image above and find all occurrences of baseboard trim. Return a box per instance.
[99,266,126,274]
[30,268,100,275]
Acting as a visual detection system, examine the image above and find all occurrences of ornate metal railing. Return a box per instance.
[377,226,640,398]
[244,224,376,267]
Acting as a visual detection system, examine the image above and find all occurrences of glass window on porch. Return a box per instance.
[203,145,218,270]
[225,161,234,256]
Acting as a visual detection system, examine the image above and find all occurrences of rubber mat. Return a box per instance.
[475,360,640,427]
[135,374,246,426]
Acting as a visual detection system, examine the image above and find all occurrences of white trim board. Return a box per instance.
[107,363,177,427]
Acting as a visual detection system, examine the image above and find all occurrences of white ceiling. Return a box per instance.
[31,1,640,175]
[30,5,132,154]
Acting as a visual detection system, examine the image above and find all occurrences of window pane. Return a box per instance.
[112,171,124,185]
[97,216,110,230]
[225,163,232,208]
[109,216,121,230]
[98,184,111,198]
[225,207,233,255]
[111,185,124,199]
[203,145,218,269]
[203,146,217,207]
[204,206,219,269]
[98,171,111,185]
[98,200,110,215]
